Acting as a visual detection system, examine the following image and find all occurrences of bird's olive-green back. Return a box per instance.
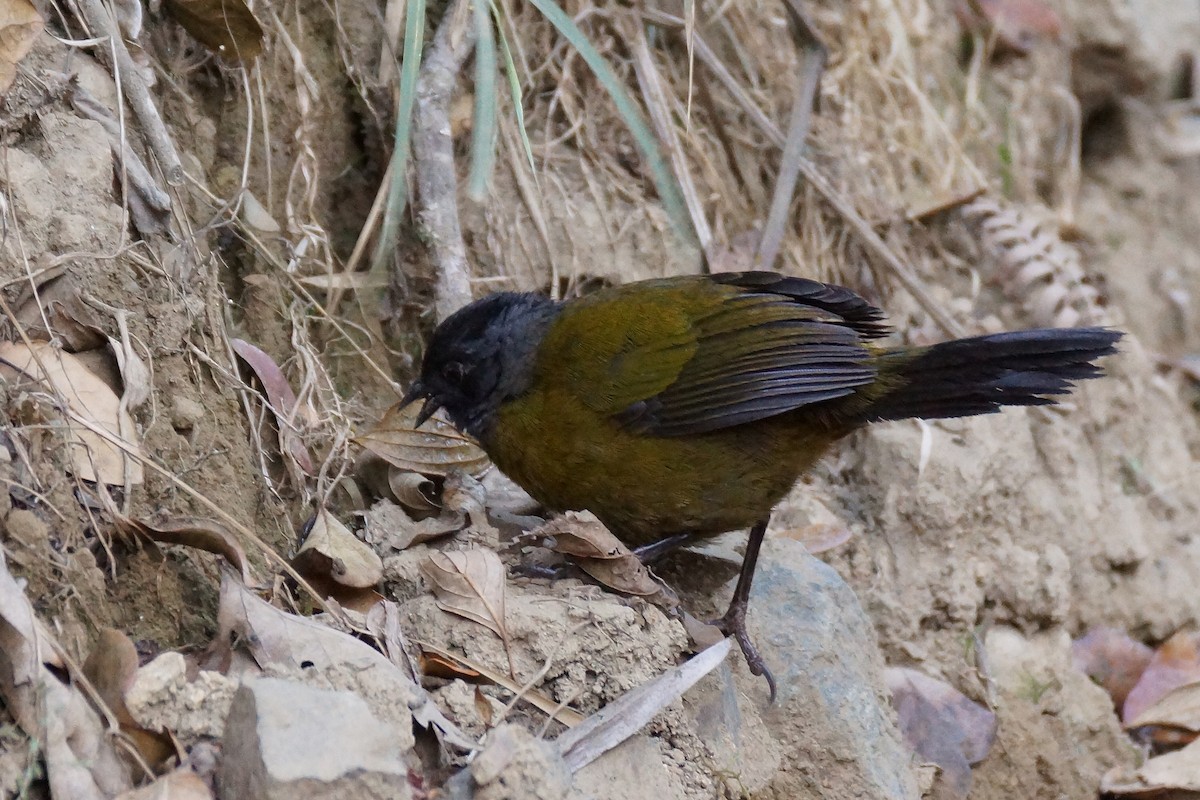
[530,276,880,435]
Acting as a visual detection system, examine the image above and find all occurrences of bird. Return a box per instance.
[401,271,1122,698]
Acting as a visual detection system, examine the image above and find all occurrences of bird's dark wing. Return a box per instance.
[541,272,887,436]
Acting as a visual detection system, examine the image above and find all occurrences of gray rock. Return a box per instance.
[218,678,412,800]
[698,538,920,799]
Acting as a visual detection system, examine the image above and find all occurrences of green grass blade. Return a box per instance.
[373,0,427,273]
[468,0,499,200]
[492,0,536,178]
[526,0,697,248]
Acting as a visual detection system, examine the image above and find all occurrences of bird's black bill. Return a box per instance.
[400,381,441,429]
[413,397,441,428]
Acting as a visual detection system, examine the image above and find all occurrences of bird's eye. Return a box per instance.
[442,361,467,382]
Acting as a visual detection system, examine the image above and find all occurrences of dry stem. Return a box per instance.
[414,0,478,321]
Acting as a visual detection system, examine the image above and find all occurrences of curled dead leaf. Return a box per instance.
[0,340,144,485]
[83,628,176,769]
[163,0,264,62]
[535,512,679,608]
[388,467,441,513]
[357,400,490,478]
[1128,680,1200,733]
[1102,737,1200,797]
[116,515,250,584]
[295,510,383,588]
[421,549,514,676]
[291,509,384,613]
[0,0,43,96]
[537,511,625,559]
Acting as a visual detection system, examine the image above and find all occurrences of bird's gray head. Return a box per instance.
[402,292,560,440]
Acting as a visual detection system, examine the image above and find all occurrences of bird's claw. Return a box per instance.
[711,601,777,702]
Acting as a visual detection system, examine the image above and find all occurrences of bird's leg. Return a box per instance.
[711,518,777,701]
[631,532,696,563]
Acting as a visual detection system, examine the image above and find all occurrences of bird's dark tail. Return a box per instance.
[861,327,1123,423]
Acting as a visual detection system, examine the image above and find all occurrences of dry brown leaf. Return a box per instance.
[420,650,483,681]
[357,400,490,478]
[0,551,133,798]
[83,628,176,769]
[0,0,42,96]
[116,515,251,583]
[1128,680,1200,732]
[291,509,385,613]
[0,340,145,485]
[1124,632,1200,725]
[886,667,998,800]
[115,768,213,800]
[537,511,626,559]
[214,574,476,750]
[294,509,383,589]
[163,0,263,62]
[422,550,508,639]
[231,338,314,474]
[536,513,679,607]
[388,467,442,513]
[1102,736,1200,796]
[1071,627,1153,710]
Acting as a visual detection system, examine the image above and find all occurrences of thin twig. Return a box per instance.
[755,1,826,273]
[77,0,183,186]
[413,0,478,321]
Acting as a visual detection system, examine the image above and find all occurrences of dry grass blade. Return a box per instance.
[526,0,696,248]
[555,638,732,772]
[628,17,712,259]
[357,400,490,477]
[422,549,515,676]
[415,641,584,727]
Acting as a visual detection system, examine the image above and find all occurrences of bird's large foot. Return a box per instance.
[711,597,777,702]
